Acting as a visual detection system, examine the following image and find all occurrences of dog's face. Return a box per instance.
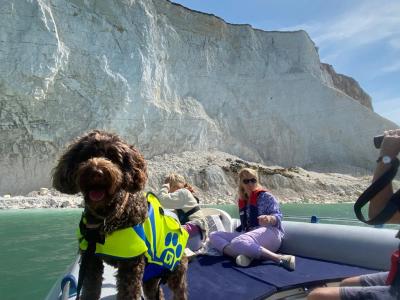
[75,157,123,211]
[52,130,147,211]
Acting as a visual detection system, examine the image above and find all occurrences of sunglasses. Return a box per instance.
[243,178,257,184]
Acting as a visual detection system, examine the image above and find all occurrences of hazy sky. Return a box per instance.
[172,0,399,125]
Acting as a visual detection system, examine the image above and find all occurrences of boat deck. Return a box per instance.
[65,253,377,300]
[163,254,378,300]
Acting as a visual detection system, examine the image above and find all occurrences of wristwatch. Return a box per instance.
[376,155,392,164]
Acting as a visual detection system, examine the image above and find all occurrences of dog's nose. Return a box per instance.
[92,169,104,180]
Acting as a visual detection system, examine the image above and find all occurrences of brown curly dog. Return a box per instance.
[52,130,188,300]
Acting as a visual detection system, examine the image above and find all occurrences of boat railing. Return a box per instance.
[283,215,398,229]
[201,204,394,228]
[61,281,71,300]
[284,215,362,223]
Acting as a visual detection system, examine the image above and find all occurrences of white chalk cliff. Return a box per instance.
[0,0,396,195]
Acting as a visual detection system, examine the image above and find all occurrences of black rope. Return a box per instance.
[354,158,400,225]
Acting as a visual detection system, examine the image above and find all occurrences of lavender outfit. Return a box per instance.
[209,191,284,259]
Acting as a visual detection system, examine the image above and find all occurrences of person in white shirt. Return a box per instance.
[158,173,208,251]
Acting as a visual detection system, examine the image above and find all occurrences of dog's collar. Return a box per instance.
[83,191,130,233]
[84,206,106,223]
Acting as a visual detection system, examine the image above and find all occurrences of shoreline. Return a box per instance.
[0,193,357,210]
[2,152,397,210]
[0,193,83,210]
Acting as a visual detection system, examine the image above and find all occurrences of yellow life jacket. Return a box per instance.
[78,192,189,273]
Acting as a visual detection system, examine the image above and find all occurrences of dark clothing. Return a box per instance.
[237,189,284,235]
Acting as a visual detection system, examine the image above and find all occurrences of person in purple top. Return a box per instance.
[209,167,295,270]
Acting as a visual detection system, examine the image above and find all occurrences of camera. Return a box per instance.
[374,135,384,149]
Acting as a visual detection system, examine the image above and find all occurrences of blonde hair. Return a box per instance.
[165,173,185,186]
[165,173,195,193]
[238,168,260,200]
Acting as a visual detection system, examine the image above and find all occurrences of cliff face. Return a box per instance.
[0,0,396,194]
[321,64,373,109]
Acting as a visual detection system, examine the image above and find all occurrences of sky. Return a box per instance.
[172,0,400,125]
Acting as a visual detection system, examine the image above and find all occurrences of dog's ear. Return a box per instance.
[120,144,147,193]
[52,139,84,194]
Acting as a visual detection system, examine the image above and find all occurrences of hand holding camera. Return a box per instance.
[374,129,400,160]
[356,129,400,226]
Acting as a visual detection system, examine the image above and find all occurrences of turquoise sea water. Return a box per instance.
[0,203,389,300]
[0,209,81,300]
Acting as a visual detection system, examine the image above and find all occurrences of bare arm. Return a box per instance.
[157,184,197,210]
[368,129,400,223]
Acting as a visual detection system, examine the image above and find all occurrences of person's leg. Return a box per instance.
[307,287,341,300]
[225,232,263,258]
[247,227,282,252]
[222,232,261,266]
[258,247,282,262]
[182,222,200,235]
[221,228,279,259]
[340,286,394,300]
[307,276,365,300]
[359,271,388,286]
[186,215,209,242]
[307,276,363,300]
[211,228,295,269]
[182,223,203,251]
[209,231,263,260]
[245,227,295,270]
[208,231,241,254]
[340,276,362,287]
[307,272,391,300]
[245,227,282,260]
[186,231,203,251]
[209,227,282,259]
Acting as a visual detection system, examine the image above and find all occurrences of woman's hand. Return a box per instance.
[257,215,276,226]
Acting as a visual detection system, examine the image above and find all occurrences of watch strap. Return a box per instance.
[376,155,392,164]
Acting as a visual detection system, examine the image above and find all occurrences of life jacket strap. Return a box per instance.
[76,244,97,299]
[76,215,105,299]
[176,206,201,224]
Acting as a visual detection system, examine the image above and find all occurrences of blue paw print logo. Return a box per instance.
[160,232,183,269]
